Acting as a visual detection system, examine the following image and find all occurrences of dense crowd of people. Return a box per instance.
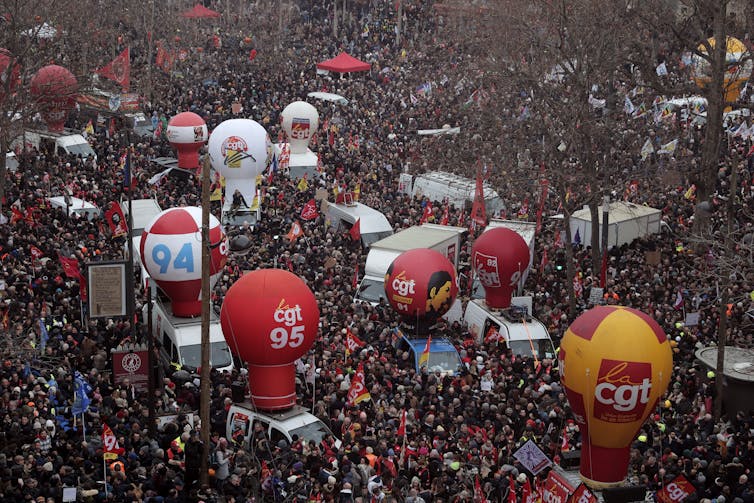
[1,0,754,502]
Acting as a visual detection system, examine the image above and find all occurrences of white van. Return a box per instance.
[48,196,100,221]
[14,130,97,160]
[326,201,393,248]
[464,296,556,360]
[147,300,234,373]
[227,403,341,449]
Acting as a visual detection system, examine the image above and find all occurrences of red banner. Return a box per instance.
[656,474,695,503]
[300,199,319,221]
[571,484,598,503]
[95,47,130,91]
[105,202,128,238]
[542,470,575,503]
[112,348,149,393]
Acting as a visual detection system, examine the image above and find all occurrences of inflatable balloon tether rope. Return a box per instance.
[520,318,540,369]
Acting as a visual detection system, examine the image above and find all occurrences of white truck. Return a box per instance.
[464,296,556,361]
[227,403,341,450]
[401,171,506,216]
[471,219,536,299]
[13,129,97,160]
[355,224,467,321]
[146,299,234,373]
[326,201,393,248]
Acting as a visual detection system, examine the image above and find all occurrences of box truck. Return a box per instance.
[355,224,467,321]
[406,171,505,216]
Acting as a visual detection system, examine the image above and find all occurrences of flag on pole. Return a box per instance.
[623,96,635,115]
[475,476,489,503]
[297,175,309,192]
[397,409,407,437]
[657,139,678,155]
[349,219,361,242]
[39,319,49,351]
[346,363,371,406]
[684,184,696,200]
[72,371,92,415]
[640,138,655,161]
[120,151,132,189]
[59,256,81,279]
[572,228,581,245]
[418,335,432,368]
[84,119,95,137]
[102,424,125,460]
[30,245,44,261]
[105,201,128,237]
[300,199,319,221]
[655,62,668,76]
[95,47,131,91]
[420,201,434,224]
[287,221,304,242]
[345,328,365,357]
[267,153,278,183]
[508,474,517,503]
[673,290,684,310]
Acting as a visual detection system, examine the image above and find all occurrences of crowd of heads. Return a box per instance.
[1,0,754,502]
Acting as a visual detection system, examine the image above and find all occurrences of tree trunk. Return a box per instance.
[694,0,728,238]
[588,200,601,275]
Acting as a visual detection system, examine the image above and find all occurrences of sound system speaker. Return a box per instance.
[231,381,246,402]
[560,450,581,469]
[602,485,647,503]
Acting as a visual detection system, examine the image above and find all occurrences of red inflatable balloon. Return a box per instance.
[472,227,530,309]
[220,269,319,411]
[167,112,208,170]
[0,49,20,102]
[30,65,78,133]
[384,249,458,330]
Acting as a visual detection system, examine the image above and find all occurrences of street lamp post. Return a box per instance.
[600,195,609,288]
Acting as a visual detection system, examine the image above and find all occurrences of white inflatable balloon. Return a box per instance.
[208,119,272,212]
[140,207,228,317]
[281,101,319,154]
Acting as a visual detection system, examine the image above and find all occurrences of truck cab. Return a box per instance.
[394,333,463,376]
[227,403,341,449]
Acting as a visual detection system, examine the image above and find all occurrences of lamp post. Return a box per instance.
[600,195,609,288]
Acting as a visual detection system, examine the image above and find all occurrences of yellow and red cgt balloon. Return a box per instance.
[559,306,672,489]
[691,37,753,108]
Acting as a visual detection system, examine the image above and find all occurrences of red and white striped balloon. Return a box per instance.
[140,207,228,317]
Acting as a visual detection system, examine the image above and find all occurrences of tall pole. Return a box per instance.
[396,0,403,46]
[199,154,211,485]
[147,280,156,437]
[125,147,135,334]
[600,195,609,288]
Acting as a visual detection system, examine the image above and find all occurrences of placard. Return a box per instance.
[588,287,604,306]
[87,261,127,318]
[513,439,552,475]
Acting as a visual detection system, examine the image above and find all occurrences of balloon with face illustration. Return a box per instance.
[140,207,228,317]
[383,248,458,332]
[559,306,672,489]
[220,269,319,411]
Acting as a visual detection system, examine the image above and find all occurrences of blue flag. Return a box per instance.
[72,371,92,416]
[573,228,581,245]
[39,319,49,351]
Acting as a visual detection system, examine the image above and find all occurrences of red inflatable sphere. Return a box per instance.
[167,112,208,170]
[30,65,78,133]
[0,49,20,102]
[220,269,320,410]
[384,248,458,326]
[472,227,530,309]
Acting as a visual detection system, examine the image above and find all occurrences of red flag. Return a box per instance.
[656,474,695,503]
[102,424,125,460]
[300,199,319,221]
[346,363,371,406]
[30,245,44,261]
[10,206,24,225]
[345,328,365,357]
[561,425,569,451]
[522,477,534,503]
[540,248,548,274]
[349,218,361,242]
[440,205,449,225]
[397,409,407,437]
[470,171,487,227]
[24,208,36,227]
[571,484,598,503]
[59,256,81,279]
[105,202,128,238]
[96,47,130,91]
[508,475,517,503]
[287,220,304,242]
[420,202,433,224]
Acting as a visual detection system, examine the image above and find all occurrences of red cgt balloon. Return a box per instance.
[30,65,78,133]
[220,269,319,411]
[384,248,458,330]
[472,227,530,309]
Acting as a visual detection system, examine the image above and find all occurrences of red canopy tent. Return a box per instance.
[181,4,221,18]
[316,52,371,73]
